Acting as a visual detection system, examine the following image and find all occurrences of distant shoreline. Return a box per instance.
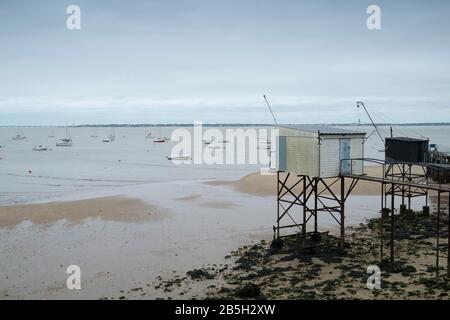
[1,122,450,128]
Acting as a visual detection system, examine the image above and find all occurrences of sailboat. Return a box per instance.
[102,128,115,142]
[153,127,166,143]
[257,138,271,150]
[48,127,56,138]
[166,155,192,160]
[145,131,153,139]
[11,127,26,140]
[56,128,73,147]
[261,95,279,174]
[153,137,166,143]
[33,144,50,151]
[258,100,272,150]
[257,133,272,150]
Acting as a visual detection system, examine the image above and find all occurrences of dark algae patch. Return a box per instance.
[108,208,450,300]
[201,208,450,300]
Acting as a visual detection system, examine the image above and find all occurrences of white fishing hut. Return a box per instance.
[276,124,366,177]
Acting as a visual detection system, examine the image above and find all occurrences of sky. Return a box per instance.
[0,0,449,125]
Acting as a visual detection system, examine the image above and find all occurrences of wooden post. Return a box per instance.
[340,177,345,248]
[303,176,307,241]
[447,191,450,279]
[276,171,280,238]
[408,164,412,210]
[314,178,318,233]
[401,164,405,206]
[380,182,384,262]
[436,191,440,278]
[390,183,395,263]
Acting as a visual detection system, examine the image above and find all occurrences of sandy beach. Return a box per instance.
[2,0,450,308]
[1,166,448,300]
[0,173,277,299]
[0,196,167,228]
[151,207,450,300]
[208,165,431,197]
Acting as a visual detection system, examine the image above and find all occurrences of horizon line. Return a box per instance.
[1,122,450,127]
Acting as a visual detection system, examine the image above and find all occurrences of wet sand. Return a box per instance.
[0,196,167,228]
[207,165,441,199]
[208,166,386,196]
[154,208,450,300]
[0,180,278,299]
[1,168,446,300]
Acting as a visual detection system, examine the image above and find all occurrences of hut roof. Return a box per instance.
[278,124,366,136]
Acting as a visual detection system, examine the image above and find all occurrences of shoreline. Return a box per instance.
[207,166,436,197]
[207,166,385,197]
[147,207,450,300]
[0,196,168,228]
[1,170,448,299]
[0,176,275,299]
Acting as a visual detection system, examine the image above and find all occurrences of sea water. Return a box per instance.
[0,125,449,205]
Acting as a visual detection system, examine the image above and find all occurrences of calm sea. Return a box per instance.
[0,125,449,205]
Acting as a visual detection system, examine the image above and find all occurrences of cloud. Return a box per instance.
[1,94,448,125]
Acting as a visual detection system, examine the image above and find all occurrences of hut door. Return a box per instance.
[339,138,351,174]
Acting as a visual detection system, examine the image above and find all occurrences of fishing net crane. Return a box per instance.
[263,95,278,126]
[356,101,385,144]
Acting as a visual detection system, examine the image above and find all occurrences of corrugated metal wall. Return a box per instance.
[277,136,319,176]
[320,138,340,177]
[276,128,365,177]
[350,138,364,175]
[319,136,365,177]
[277,136,287,171]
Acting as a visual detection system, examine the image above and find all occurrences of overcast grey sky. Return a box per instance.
[0,0,449,125]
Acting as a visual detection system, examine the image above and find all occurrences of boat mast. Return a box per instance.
[263,95,280,170]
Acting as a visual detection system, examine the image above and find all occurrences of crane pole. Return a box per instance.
[357,101,384,144]
[263,95,278,126]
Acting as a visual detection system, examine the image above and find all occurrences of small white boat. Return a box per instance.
[153,137,166,143]
[48,127,56,138]
[56,128,73,147]
[102,136,114,142]
[33,144,49,151]
[167,155,192,160]
[153,127,167,143]
[103,128,115,142]
[56,138,72,147]
[12,127,26,140]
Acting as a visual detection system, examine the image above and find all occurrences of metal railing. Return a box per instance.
[339,157,450,191]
